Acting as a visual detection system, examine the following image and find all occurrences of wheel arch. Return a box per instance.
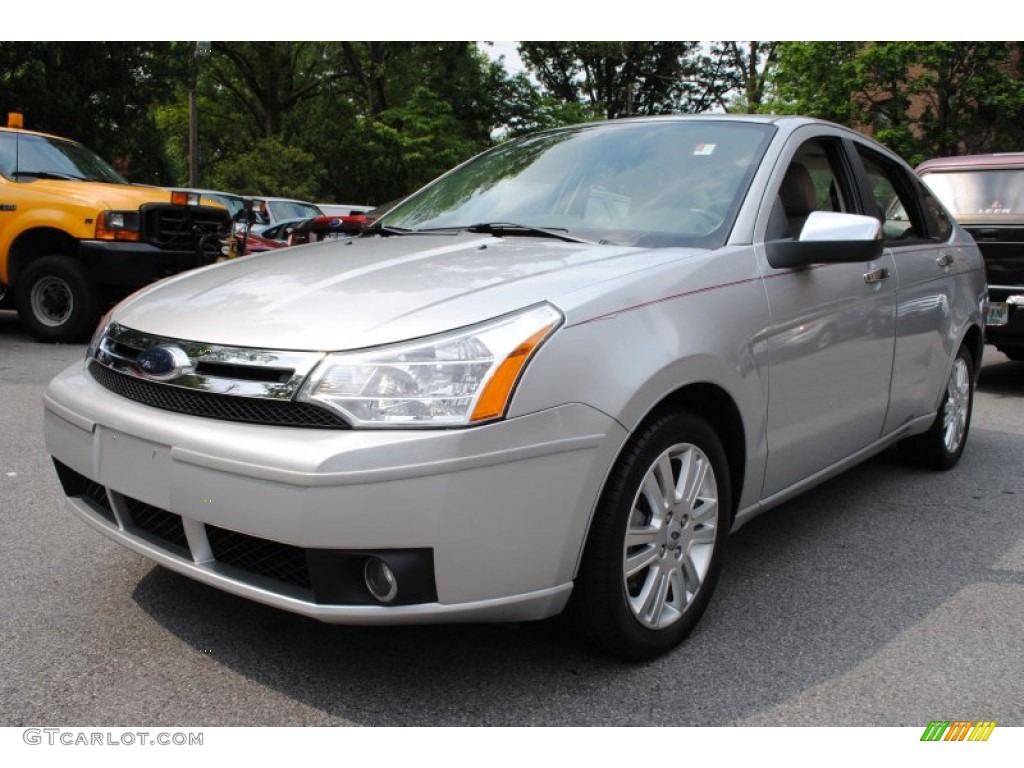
[7,227,82,285]
[961,322,984,382]
[644,382,746,523]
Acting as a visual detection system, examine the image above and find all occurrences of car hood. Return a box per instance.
[113,233,703,350]
[13,179,177,210]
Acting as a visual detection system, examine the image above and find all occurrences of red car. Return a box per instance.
[286,214,368,246]
[229,217,308,256]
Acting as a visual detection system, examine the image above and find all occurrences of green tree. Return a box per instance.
[704,41,779,113]
[186,41,524,204]
[769,41,1024,163]
[0,41,185,183]
[518,42,716,119]
[205,137,325,200]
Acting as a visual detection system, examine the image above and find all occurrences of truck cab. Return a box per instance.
[0,114,231,342]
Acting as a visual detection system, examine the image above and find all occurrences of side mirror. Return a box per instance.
[766,211,883,269]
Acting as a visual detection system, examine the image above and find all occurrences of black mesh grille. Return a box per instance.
[52,459,116,525]
[141,204,228,252]
[206,524,312,590]
[88,362,350,429]
[82,478,115,524]
[124,496,189,552]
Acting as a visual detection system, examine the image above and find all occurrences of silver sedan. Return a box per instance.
[43,115,986,659]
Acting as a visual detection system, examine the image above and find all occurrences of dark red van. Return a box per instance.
[918,153,1024,360]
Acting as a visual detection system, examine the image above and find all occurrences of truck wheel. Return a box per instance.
[15,255,102,343]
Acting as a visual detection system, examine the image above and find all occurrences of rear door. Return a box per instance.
[852,144,959,431]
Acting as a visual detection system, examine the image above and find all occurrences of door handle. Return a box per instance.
[863,267,890,284]
[936,252,954,268]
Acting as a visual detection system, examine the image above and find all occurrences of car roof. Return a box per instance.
[0,125,80,143]
[252,196,318,204]
[173,187,245,198]
[917,153,1024,172]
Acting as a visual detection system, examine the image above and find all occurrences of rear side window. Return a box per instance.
[856,147,930,242]
[920,184,954,241]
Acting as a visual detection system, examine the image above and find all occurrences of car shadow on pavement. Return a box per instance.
[977,355,1024,397]
[129,424,1024,726]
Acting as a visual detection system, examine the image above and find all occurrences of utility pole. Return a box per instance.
[188,42,212,187]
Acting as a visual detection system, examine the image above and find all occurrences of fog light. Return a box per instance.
[364,557,398,603]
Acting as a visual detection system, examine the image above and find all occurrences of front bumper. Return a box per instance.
[44,361,624,624]
[80,240,220,292]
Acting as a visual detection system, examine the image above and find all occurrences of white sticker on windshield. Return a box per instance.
[693,143,716,156]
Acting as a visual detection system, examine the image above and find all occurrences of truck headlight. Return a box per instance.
[95,210,140,241]
[298,304,562,427]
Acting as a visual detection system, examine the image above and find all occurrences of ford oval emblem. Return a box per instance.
[136,346,193,381]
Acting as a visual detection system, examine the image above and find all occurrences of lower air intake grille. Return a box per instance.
[206,524,312,590]
[124,496,189,553]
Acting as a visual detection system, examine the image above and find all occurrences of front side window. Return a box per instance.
[381,120,776,248]
[767,138,855,240]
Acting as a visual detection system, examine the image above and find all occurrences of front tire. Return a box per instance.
[899,344,974,470]
[570,411,731,659]
[15,255,101,343]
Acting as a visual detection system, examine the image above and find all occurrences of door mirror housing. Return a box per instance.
[767,211,883,269]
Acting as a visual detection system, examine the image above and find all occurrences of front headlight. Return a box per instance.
[298,303,562,427]
[95,210,141,241]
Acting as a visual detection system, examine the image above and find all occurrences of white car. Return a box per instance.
[248,197,322,234]
[44,116,986,658]
[318,203,373,217]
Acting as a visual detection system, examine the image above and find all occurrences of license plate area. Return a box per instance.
[96,427,172,509]
[986,302,1009,326]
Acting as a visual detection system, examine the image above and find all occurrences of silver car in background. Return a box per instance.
[44,116,986,659]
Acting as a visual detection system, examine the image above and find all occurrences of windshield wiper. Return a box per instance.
[11,170,86,181]
[364,220,415,237]
[461,222,595,244]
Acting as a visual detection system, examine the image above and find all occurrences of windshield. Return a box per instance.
[921,169,1024,216]
[0,131,128,183]
[203,193,246,218]
[267,200,322,221]
[381,120,774,248]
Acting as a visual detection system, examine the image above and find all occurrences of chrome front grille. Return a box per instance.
[88,323,349,428]
[88,362,349,428]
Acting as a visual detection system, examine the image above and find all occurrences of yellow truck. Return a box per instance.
[0,115,231,342]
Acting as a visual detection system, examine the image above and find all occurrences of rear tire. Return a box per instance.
[569,411,730,660]
[899,344,973,470]
[15,255,101,343]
